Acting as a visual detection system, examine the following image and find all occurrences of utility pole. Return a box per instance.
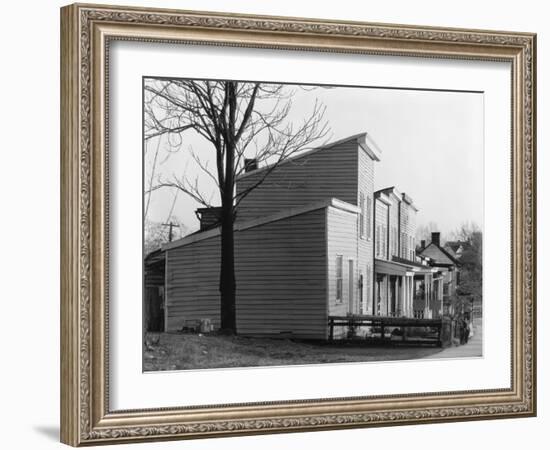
[162,222,180,242]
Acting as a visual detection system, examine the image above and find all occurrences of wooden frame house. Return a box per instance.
[158,133,382,339]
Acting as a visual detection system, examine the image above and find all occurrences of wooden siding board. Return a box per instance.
[166,236,221,331]
[236,141,359,222]
[357,148,375,315]
[326,207,359,326]
[399,201,417,260]
[165,208,328,338]
[235,208,327,337]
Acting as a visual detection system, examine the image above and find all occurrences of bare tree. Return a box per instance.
[144,216,188,255]
[449,221,481,243]
[451,222,483,308]
[144,79,329,334]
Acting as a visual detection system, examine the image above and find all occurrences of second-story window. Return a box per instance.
[365,263,371,313]
[376,225,381,256]
[366,196,372,239]
[382,226,388,258]
[336,255,343,302]
[359,193,365,238]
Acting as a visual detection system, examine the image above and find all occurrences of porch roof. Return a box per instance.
[375,258,414,276]
[375,258,437,276]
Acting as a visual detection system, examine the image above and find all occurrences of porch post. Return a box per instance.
[395,277,400,316]
[409,276,414,317]
[408,276,413,317]
[424,274,431,319]
[400,276,406,317]
[404,277,409,317]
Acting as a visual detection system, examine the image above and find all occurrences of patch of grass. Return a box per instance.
[143,332,444,371]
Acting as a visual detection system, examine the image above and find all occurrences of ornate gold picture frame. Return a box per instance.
[60,3,536,446]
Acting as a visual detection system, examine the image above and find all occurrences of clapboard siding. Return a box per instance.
[236,208,327,338]
[375,200,389,260]
[357,147,375,314]
[399,200,417,260]
[235,140,359,222]
[387,194,400,259]
[326,207,359,338]
[165,208,328,338]
[165,236,221,331]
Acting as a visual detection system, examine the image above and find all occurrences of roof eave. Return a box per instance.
[162,197,359,251]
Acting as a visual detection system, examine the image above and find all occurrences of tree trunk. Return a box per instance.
[219,203,237,334]
[219,81,238,334]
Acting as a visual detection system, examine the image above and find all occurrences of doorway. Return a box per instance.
[348,259,355,314]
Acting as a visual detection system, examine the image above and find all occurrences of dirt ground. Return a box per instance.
[143,332,445,371]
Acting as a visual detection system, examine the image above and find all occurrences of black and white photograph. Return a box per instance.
[142,78,483,371]
[0,0,543,447]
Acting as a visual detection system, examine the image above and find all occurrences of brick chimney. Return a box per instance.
[196,207,222,231]
[421,239,426,249]
[244,158,258,172]
[431,232,441,247]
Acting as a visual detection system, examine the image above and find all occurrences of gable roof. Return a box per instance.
[376,186,402,202]
[419,242,461,266]
[162,197,359,251]
[445,241,465,252]
[375,186,419,211]
[374,191,392,206]
[237,132,381,181]
[443,245,458,259]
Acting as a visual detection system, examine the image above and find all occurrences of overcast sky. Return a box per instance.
[144,81,483,238]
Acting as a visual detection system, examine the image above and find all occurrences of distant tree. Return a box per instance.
[144,217,188,255]
[449,221,482,243]
[452,222,483,309]
[144,79,329,334]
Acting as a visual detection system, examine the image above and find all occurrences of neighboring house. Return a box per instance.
[160,133,381,339]
[417,232,461,317]
[372,187,439,319]
[444,241,465,260]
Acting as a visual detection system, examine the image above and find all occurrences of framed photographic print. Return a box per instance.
[60,3,537,446]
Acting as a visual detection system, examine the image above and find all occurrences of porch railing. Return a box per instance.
[327,314,448,347]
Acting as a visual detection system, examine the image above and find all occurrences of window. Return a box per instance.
[348,259,354,311]
[382,225,387,258]
[336,255,343,302]
[359,273,364,313]
[397,230,401,256]
[360,194,366,237]
[366,264,371,313]
[366,196,372,239]
[374,225,380,256]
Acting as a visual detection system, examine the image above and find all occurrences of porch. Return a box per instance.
[374,258,443,319]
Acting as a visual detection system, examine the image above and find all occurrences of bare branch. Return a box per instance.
[144,136,162,219]
[144,78,331,218]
